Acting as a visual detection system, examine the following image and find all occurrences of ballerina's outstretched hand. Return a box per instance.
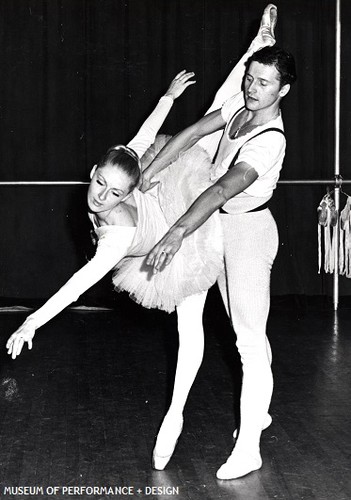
[6,318,36,359]
[164,70,196,100]
[140,70,195,193]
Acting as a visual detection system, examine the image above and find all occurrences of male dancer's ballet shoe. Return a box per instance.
[232,413,272,439]
[249,3,277,52]
[216,449,262,480]
[152,414,183,470]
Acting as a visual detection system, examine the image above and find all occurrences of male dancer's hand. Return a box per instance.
[139,174,159,193]
[146,226,185,273]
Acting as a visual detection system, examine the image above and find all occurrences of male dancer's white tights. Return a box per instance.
[217,211,278,457]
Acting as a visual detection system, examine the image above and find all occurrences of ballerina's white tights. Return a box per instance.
[166,292,207,418]
[153,292,207,462]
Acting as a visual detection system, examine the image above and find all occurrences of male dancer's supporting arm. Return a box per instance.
[144,112,258,272]
[141,109,225,189]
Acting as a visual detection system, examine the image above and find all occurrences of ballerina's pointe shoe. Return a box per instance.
[232,413,272,440]
[216,449,262,480]
[340,197,351,230]
[249,3,277,52]
[152,414,183,470]
[317,193,337,227]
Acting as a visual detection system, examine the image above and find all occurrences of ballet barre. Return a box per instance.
[0,177,349,311]
[0,179,350,186]
[0,181,90,185]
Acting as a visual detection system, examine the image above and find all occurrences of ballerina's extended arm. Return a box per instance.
[6,229,135,359]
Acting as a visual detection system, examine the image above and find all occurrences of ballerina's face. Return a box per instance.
[87,163,133,214]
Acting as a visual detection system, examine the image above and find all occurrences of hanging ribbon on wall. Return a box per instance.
[317,191,338,274]
[339,196,351,277]
[317,189,351,277]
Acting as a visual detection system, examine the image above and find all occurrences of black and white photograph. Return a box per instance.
[0,1,350,499]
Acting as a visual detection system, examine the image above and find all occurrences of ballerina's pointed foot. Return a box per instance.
[216,449,262,480]
[249,4,277,52]
[152,414,183,470]
[233,413,272,439]
[261,4,277,39]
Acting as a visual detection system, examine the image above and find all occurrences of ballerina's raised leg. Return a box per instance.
[198,2,277,160]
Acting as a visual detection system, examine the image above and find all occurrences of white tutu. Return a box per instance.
[112,135,223,312]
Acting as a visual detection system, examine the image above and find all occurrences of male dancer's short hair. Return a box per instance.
[246,46,297,87]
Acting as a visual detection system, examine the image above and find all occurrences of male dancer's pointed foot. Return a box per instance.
[233,413,272,439]
[216,449,262,480]
[152,413,183,470]
[249,3,277,53]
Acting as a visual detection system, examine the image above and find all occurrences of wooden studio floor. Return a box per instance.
[0,290,350,500]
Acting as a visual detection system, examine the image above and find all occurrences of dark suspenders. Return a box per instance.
[219,126,285,214]
[211,106,245,165]
[229,127,285,168]
[212,104,285,167]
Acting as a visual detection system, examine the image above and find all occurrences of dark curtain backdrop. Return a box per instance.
[0,0,348,301]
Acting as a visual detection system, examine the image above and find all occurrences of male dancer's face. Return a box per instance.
[244,61,290,113]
